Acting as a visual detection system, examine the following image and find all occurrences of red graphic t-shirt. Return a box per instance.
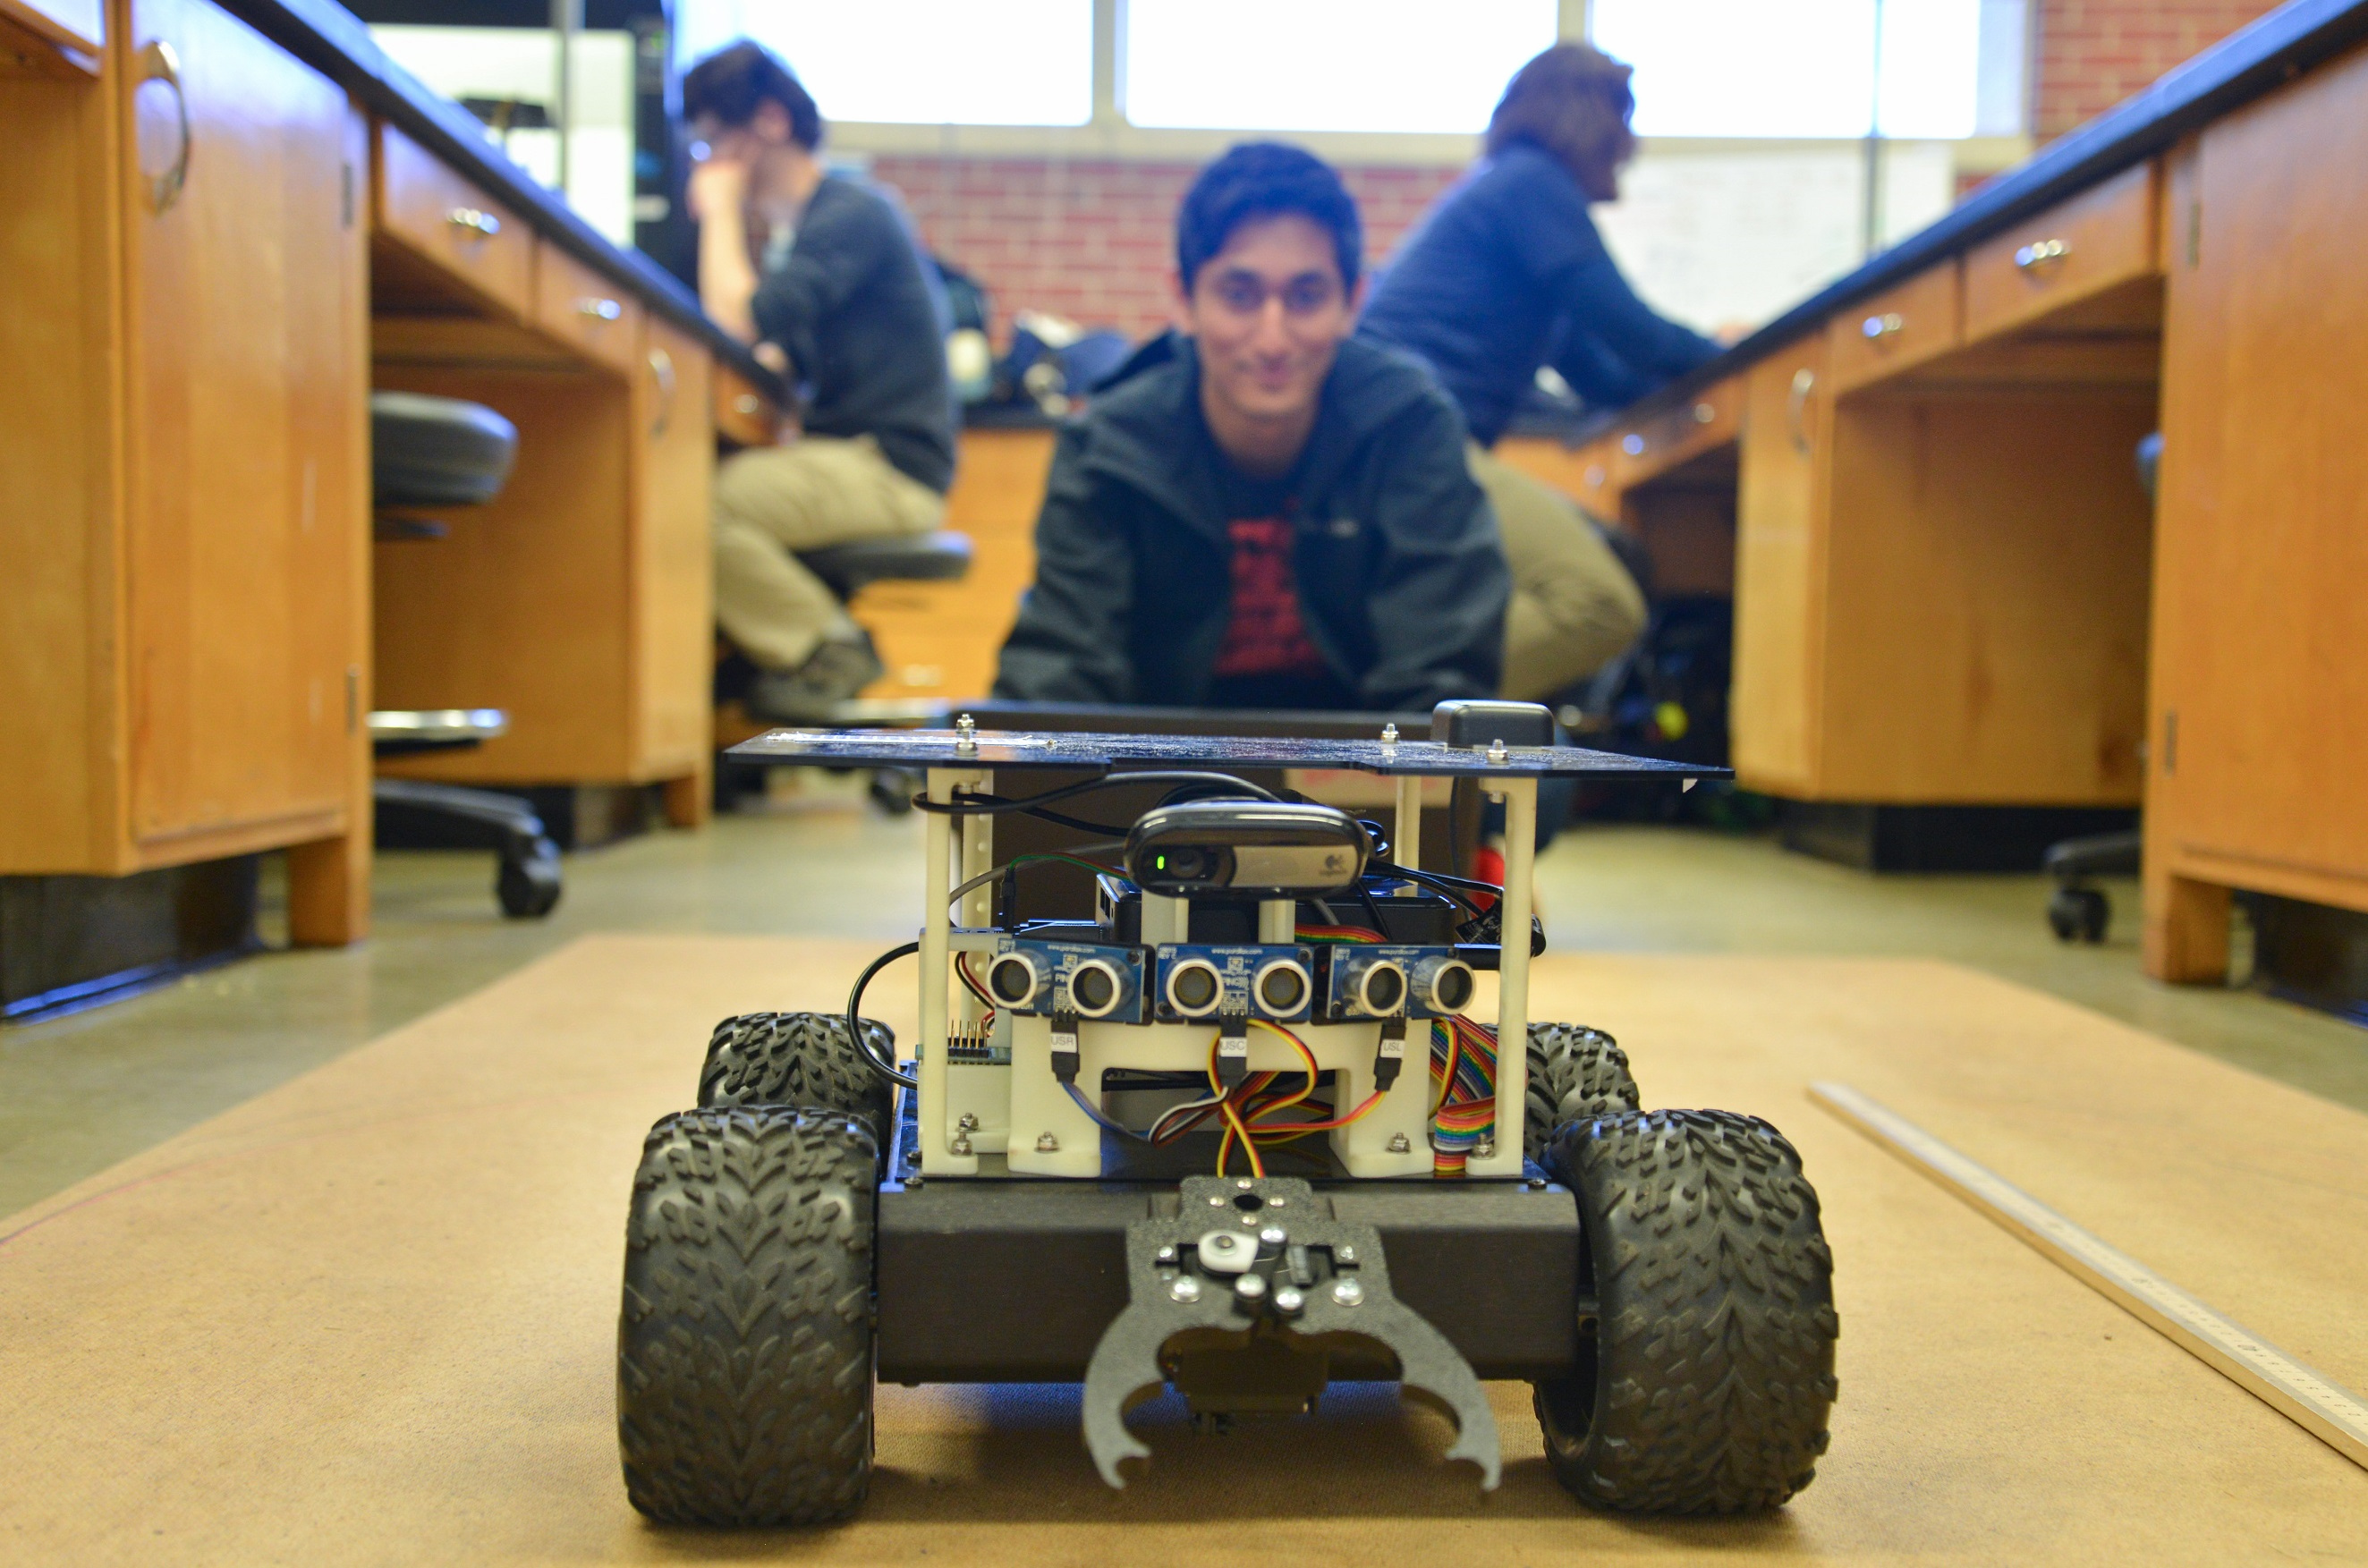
[1212,516,1329,679]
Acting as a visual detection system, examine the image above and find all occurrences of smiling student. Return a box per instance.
[991,142,1507,711]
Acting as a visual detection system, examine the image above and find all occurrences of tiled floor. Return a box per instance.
[3,780,2360,1218]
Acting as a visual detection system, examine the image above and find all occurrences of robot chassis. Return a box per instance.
[616,701,1839,1525]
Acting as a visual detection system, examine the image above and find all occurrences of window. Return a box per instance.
[672,0,1095,127]
[1589,0,1986,140]
[1122,0,1559,134]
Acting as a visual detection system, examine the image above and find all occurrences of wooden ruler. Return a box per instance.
[1811,1080,2368,1472]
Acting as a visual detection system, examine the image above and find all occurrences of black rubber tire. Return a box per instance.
[697,1012,896,1145]
[1523,1023,1642,1162]
[496,835,564,919]
[1535,1108,1838,1513]
[617,1106,879,1526]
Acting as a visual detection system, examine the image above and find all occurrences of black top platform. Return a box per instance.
[726,725,1723,780]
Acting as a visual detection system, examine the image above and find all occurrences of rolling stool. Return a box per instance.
[720,530,975,815]
[2041,432,2159,945]
[369,392,563,919]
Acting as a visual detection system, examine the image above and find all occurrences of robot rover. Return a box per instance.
[615,700,1838,1522]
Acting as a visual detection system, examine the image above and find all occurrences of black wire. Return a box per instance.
[1370,861,1493,917]
[910,770,1279,818]
[846,941,921,1089]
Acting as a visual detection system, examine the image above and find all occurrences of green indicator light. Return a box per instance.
[1156,855,1167,869]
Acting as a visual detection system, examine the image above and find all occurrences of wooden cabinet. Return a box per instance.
[535,240,641,376]
[375,121,532,318]
[3,0,102,55]
[1965,161,2157,341]
[1730,332,2154,804]
[633,318,715,819]
[373,326,719,800]
[1730,339,1829,792]
[0,0,369,939]
[1826,260,1962,394]
[2144,43,2368,978]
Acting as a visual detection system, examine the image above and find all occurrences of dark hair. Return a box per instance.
[1485,44,1636,200]
[1176,142,1362,292]
[682,40,823,149]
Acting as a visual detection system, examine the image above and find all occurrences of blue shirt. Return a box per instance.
[1358,141,1720,445]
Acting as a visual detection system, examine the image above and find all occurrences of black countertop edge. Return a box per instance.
[219,0,787,404]
[1570,0,2368,443]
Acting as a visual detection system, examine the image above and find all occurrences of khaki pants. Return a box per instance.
[1469,444,1647,701]
[713,434,946,670]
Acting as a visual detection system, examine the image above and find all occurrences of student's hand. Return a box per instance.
[1710,320,1754,345]
[687,157,750,223]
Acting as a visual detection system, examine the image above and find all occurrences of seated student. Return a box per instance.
[1359,44,1722,702]
[992,143,1507,711]
[683,41,958,721]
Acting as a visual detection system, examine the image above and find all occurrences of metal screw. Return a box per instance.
[955,713,978,752]
[1332,1278,1365,1307]
[1156,1243,1177,1263]
[1209,1195,1226,1208]
[1473,1138,1496,1161]
[1235,1272,1268,1301]
[1169,1276,1201,1302]
[1259,1226,1287,1247]
[1266,1195,1286,1208]
[1273,1285,1305,1315]
[1487,738,1508,764]
[949,1134,972,1156]
[1379,722,1399,744]
[1528,1176,1548,1190]
[956,1112,979,1132]
[1336,1245,1357,1265]
[1388,1132,1411,1154]
[1036,1132,1060,1153]
[1240,1213,1259,1226]
[1236,1178,1253,1190]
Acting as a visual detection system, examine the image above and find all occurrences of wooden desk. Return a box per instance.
[1503,0,2368,981]
[0,0,775,948]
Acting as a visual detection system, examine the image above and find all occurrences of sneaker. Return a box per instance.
[744,631,886,724]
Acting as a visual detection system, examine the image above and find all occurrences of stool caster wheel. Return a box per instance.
[2047,886,2108,944]
[498,835,564,919]
[868,768,921,817]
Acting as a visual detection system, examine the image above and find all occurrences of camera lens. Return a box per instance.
[1429,961,1475,1013]
[1167,960,1220,1015]
[1361,962,1405,1013]
[1068,962,1118,1016]
[988,954,1038,1006]
[1255,962,1307,1016]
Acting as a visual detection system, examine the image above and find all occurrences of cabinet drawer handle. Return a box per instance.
[1693,401,1717,424]
[136,40,191,215]
[1787,367,1817,455]
[2014,237,2071,272]
[446,207,502,238]
[648,347,676,437]
[1621,432,1645,456]
[733,394,762,416]
[576,297,623,322]
[1862,311,1905,339]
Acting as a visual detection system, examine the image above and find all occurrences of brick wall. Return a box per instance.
[2033,0,2284,138]
[872,155,1461,343]
[869,2,2290,335]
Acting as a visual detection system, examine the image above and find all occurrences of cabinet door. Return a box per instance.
[2151,43,2368,893]
[1729,338,1829,794]
[632,318,713,778]
[120,0,363,846]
